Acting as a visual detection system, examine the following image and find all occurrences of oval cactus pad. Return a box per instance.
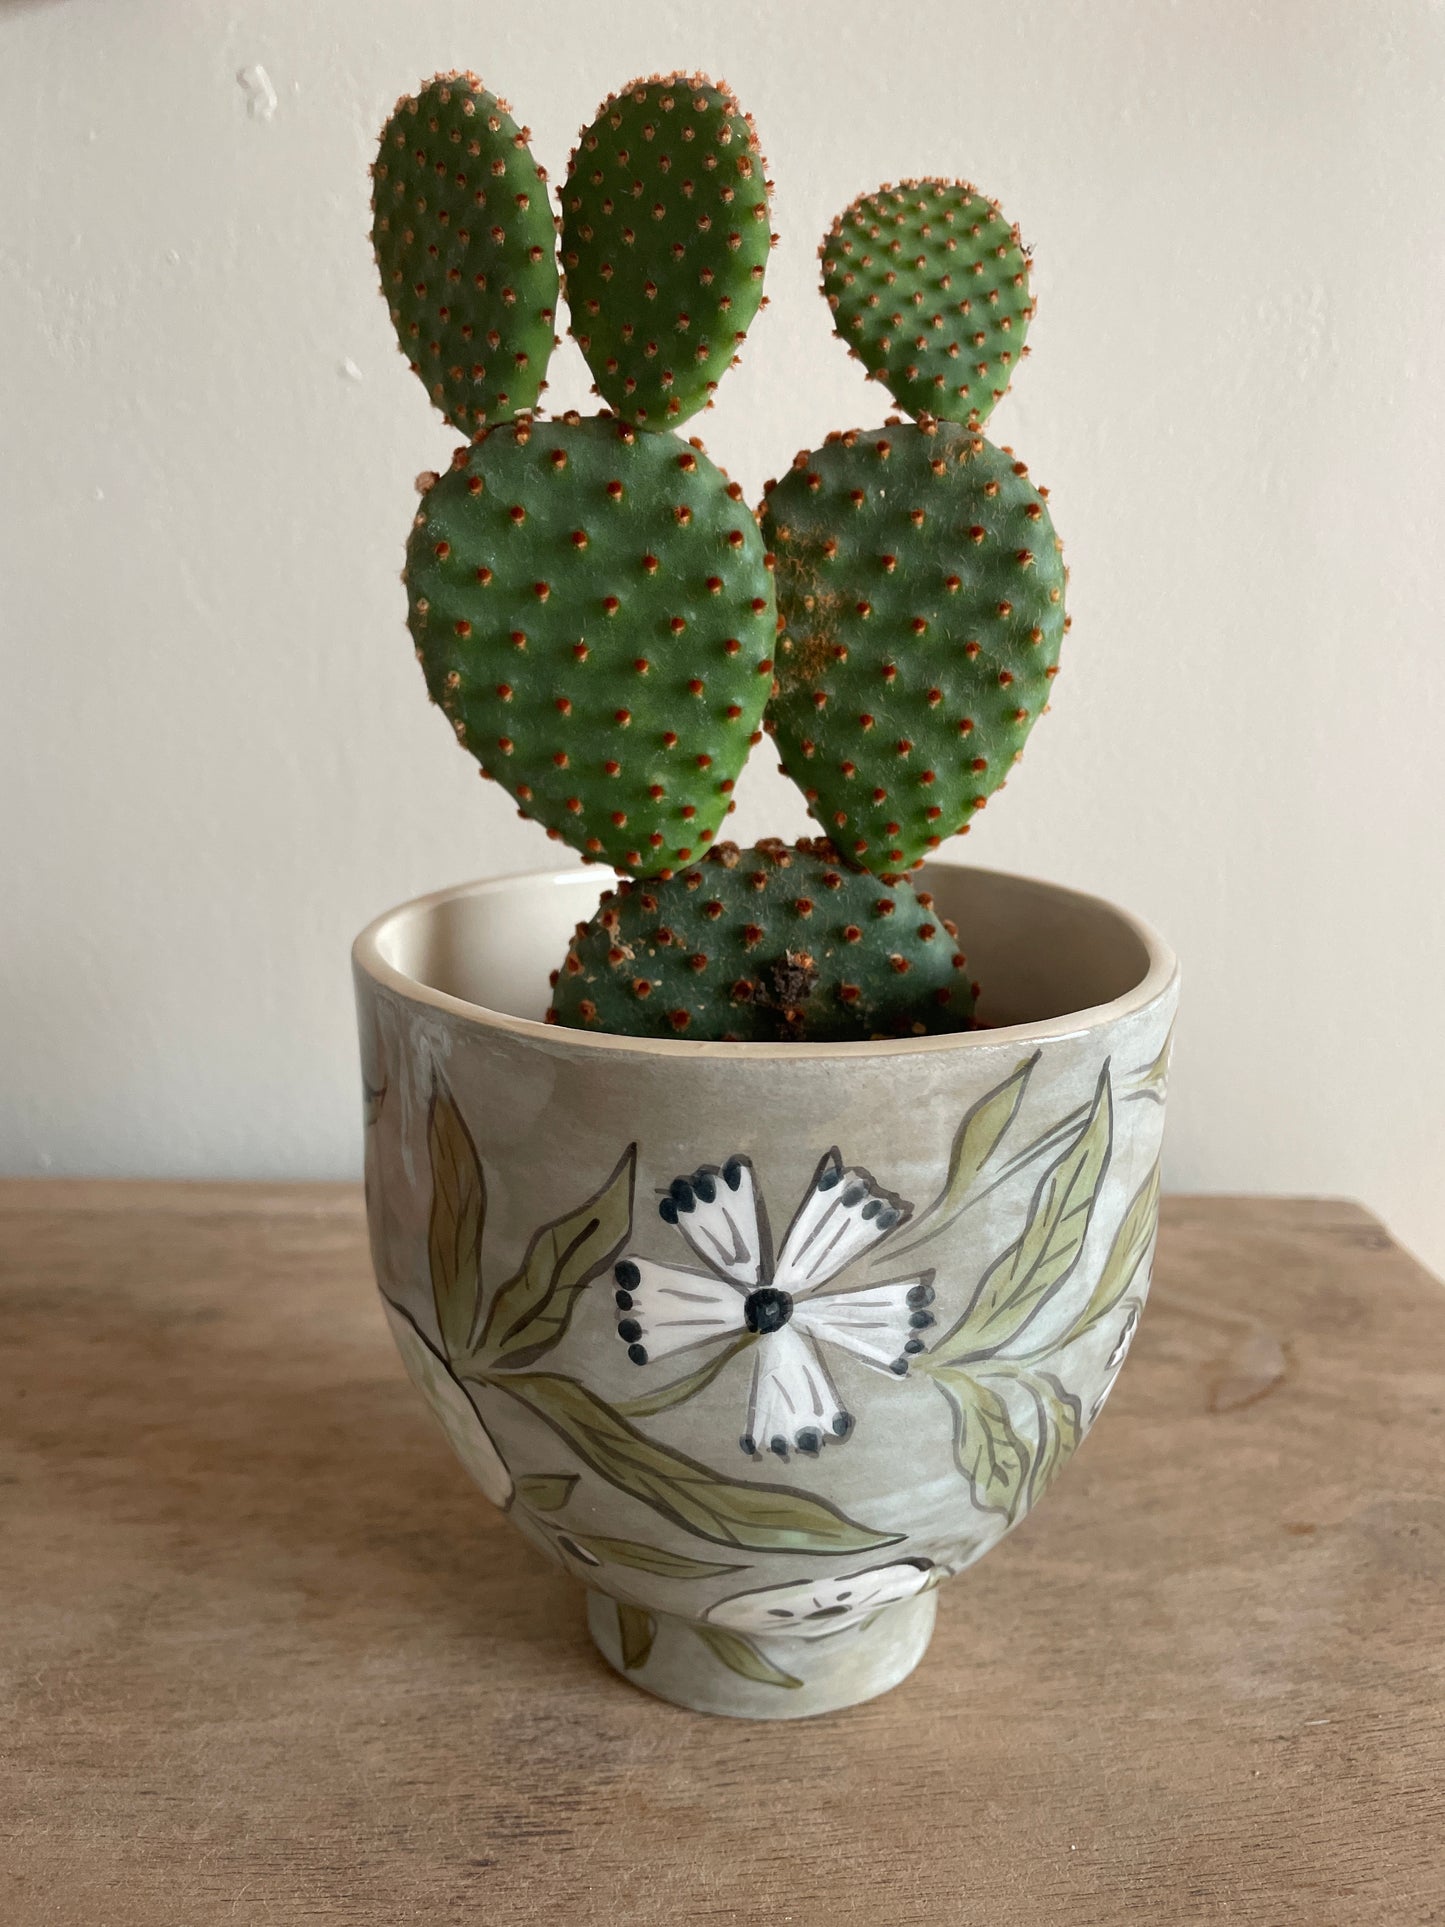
[548,838,975,1040]
[406,414,776,876]
[371,73,559,432]
[562,73,773,427]
[821,180,1032,426]
[761,421,1065,876]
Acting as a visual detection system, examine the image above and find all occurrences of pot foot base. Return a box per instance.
[585,1586,938,1720]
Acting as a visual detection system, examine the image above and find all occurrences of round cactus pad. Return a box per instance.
[821,180,1032,426]
[562,73,773,427]
[761,421,1065,876]
[548,839,976,1041]
[371,73,559,432]
[406,414,776,876]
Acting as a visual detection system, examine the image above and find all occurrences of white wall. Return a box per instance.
[3,0,1443,1274]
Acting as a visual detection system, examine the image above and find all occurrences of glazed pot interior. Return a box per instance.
[366,862,1166,1039]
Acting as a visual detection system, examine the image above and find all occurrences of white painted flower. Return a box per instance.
[383,1300,513,1508]
[612,1149,936,1458]
[706,1559,936,1639]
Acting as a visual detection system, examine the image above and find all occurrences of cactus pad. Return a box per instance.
[547,839,976,1040]
[821,180,1032,426]
[561,74,773,427]
[761,421,1065,876]
[371,73,559,432]
[406,413,776,875]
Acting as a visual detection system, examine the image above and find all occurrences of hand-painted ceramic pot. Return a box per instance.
[354,862,1178,1719]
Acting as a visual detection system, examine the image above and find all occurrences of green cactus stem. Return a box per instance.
[548,838,976,1040]
[405,412,776,876]
[561,73,774,427]
[821,180,1032,426]
[371,73,559,432]
[761,420,1066,876]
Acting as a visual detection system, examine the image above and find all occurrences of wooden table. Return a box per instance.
[3,1185,1442,1924]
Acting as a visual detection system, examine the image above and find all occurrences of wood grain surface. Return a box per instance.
[2,1184,1442,1925]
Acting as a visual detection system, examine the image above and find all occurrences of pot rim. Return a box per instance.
[353,861,1179,1061]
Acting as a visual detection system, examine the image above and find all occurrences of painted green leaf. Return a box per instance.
[932,1366,1031,1521]
[694,1624,803,1690]
[563,1534,745,1579]
[886,1052,1038,1261]
[427,1079,486,1360]
[932,1063,1114,1364]
[496,1373,899,1554]
[615,1333,755,1419]
[1069,1161,1160,1345]
[1090,1303,1143,1423]
[482,1147,635,1370]
[514,1473,579,1513]
[1127,1021,1174,1106]
[616,1602,657,1672]
[383,1299,515,1509]
[1018,1369,1083,1509]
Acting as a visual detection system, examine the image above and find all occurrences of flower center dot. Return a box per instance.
[743,1285,794,1335]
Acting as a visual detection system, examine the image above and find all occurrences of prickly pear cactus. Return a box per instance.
[547,838,976,1040]
[561,73,773,427]
[371,73,559,432]
[761,421,1065,876]
[370,67,1076,1036]
[821,180,1032,426]
[405,413,776,875]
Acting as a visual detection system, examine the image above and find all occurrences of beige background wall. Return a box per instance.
[3,0,1443,1273]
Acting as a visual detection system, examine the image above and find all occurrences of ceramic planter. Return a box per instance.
[353,862,1178,1719]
